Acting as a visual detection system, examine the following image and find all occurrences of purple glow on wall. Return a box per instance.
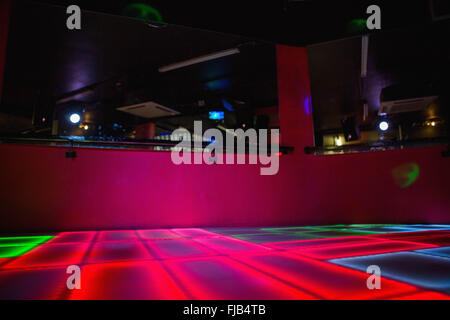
[304,96,311,115]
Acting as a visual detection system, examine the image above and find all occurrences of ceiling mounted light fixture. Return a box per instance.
[378,120,389,131]
[158,48,240,73]
[69,113,81,124]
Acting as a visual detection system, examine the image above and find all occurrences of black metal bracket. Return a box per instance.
[65,141,77,158]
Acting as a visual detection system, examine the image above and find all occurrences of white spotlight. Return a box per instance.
[69,113,81,124]
[378,121,389,131]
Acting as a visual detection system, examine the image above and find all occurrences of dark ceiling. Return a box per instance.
[2,0,448,138]
[35,0,437,46]
[1,1,278,129]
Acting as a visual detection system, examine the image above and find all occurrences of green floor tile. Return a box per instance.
[0,244,39,258]
[0,236,53,246]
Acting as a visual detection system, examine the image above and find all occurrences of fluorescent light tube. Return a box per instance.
[361,35,369,78]
[158,48,240,73]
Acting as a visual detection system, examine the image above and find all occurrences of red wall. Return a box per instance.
[0,45,449,233]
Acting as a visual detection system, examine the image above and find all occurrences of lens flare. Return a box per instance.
[392,162,420,188]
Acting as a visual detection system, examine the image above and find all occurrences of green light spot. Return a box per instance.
[347,19,367,33]
[392,162,420,188]
[123,3,163,23]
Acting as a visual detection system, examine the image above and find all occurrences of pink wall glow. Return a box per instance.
[0,45,449,232]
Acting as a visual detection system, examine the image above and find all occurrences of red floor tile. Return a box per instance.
[413,236,450,246]
[47,231,97,244]
[86,241,153,264]
[391,291,450,300]
[3,243,90,269]
[145,239,217,260]
[193,236,272,254]
[400,235,450,246]
[0,267,68,299]
[0,244,41,259]
[371,231,450,246]
[232,252,419,299]
[371,230,449,240]
[97,230,138,242]
[291,240,436,260]
[137,229,181,240]
[163,256,315,299]
[69,261,187,300]
[171,228,219,238]
[262,236,377,250]
[0,258,11,267]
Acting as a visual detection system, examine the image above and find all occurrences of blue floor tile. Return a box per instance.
[416,247,450,259]
[330,251,450,294]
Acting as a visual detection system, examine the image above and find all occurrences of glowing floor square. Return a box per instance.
[47,232,96,244]
[231,252,418,299]
[416,247,450,258]
[3,243,90,269]
[0,267,68,299]
[330,251,450,294]
[69,261,187,300]
[0,225,449,300]
[291,240,435,260]
[86,241,153,264]
[0,245,39,259]
[0,236,53,246]
[0,235,54,258]
[144,238,217,260]
[162,256,314,299]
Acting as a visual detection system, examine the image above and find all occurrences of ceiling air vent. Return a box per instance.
[379,96,439,115]
[379,84,439,115]
[116,101,180,119]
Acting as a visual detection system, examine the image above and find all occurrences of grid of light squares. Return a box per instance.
[0,224,448,300]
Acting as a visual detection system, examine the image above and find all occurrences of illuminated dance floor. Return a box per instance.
[0,225,449,300]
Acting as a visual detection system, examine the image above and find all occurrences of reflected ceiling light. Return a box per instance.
[69,113,81,124]
[378,120,389,131]
[158,48,240,73]
[209,111,224,120]
[56,89,94,105]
